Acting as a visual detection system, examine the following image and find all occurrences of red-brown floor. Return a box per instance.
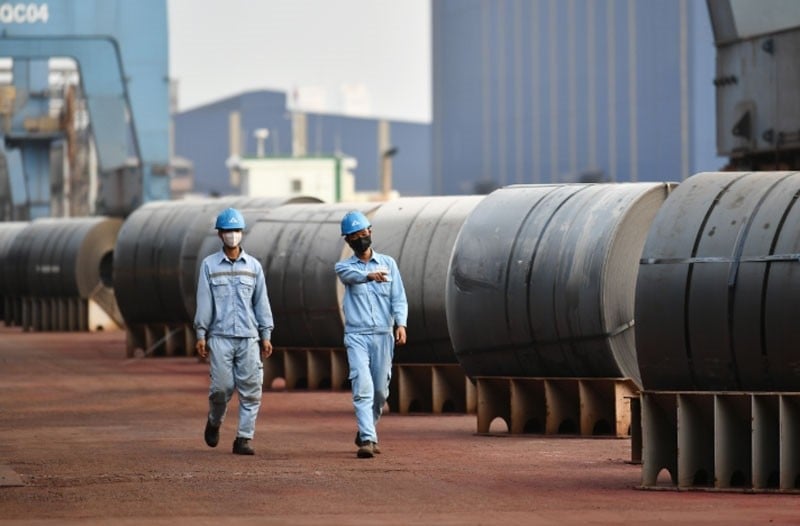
[0,326,798,525]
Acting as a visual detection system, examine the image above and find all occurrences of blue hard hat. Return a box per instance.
[215,207,246,230]
[340,210,371,236]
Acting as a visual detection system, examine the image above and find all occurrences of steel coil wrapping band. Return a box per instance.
[447,183,673,387]
[370,196,484,364]
[636,171,800,391]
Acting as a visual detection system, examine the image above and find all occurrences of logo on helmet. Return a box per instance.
[215,207,246,230]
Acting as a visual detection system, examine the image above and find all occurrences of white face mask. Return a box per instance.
[222,231,242,248]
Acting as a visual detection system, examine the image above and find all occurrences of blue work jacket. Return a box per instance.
[335,250,408,335]
[194,248,274,342]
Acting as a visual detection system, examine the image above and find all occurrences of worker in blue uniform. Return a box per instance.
[335,210,408,458]
[194,207,274,455]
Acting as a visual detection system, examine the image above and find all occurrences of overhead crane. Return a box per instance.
[0,0,170,218]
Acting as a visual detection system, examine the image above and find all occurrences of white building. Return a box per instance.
[238,155,357,203]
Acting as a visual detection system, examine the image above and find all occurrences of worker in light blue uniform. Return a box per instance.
[335,210,408,459]
[195,207,274,456]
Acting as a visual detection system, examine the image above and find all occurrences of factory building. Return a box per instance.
[432,0,727,194]
[173,90,431,199]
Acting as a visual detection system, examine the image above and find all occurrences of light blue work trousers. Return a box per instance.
[207,336,263,439]
[345,332,394,444]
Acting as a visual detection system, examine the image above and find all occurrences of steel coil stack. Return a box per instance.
[180,196,322,317]
[0,222,28,325]
[193,202,380,349]
[369,196,484,364]
[113,196,320,356]
[1,217,122,331]
[446,183,674,387]
[636,171,800,392]
[114,200,201,327]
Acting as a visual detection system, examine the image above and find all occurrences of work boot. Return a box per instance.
[355,432,381,454]
[357,442,375,459]
[232,436,255,455]
[204,419,220,448]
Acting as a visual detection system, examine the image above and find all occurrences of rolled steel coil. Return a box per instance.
[2,217,122,320]
[636,171,800,391]
[113,196,320,326]
[0,222,28,323]
[192,202,380,348]
[179,196,322,321]
[447,183,673,386]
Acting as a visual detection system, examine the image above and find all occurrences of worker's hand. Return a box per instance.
[367,272,389,282]
[196,339,208,359]
[261,340,273,360]
[395,326,407,346]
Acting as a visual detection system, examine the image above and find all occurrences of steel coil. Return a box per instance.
[447,183,673,386]
[113,196,320,326]
[0,222,28,323]
[2,217,122,322]
[636,171,800,391]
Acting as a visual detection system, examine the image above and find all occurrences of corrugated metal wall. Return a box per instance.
[432,0,725,194]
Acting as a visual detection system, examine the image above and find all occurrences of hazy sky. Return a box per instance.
[168,0,431,122]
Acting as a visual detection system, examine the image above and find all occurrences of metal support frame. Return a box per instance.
[641,391,800,492]
[475,377,637,437]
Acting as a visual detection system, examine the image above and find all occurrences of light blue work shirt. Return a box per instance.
[194,248,274,342]
[335,250,408,335]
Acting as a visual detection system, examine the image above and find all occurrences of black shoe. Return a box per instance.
[354,432,363,446]
[204,419,220,448]
[233,436,255,455]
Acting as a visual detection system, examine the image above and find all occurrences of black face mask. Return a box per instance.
[348,235,372,254]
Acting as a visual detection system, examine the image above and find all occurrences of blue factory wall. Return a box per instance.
[173,90,291,197]
[391,121,433,195]
[432,0,726,194]
[304,114,380,191]
[174,91,431,198]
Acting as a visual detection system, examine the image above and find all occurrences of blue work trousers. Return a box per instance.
[345,332,394,444]
[207,336,263,439]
